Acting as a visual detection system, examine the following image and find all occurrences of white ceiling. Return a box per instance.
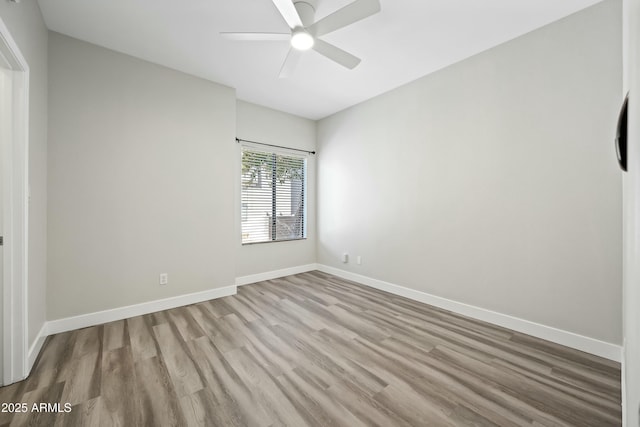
[38,0,603,120]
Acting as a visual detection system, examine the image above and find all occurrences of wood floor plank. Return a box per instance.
[220,296,260,323]
[71,327,103,360]
[430,345,619,427]
[180,387,228,427]
[102,320,127,352]
[325,377,415,427]
[186,303,223,337]
[275,369,368,427]
[234,287,282,326]
[223,347,309,427]
[9,381,65,427]
[208,313,250,354]
[233,332,289,378]
[152,322,204,398]
[167,306,205,342]
[100,346,136,426]
[245,319,305,367]
[54,397,101,427]
[0,271,622,426]
[202,299,233,319]
[373,384,458,427]
[127,315,158,361]
[186,336,271,427]
[23,331,77,393]
[146,310,170,327]
[60,350,102,406]
[0,382,26,426]
[133,356,187,427]
[272,323,388,395]
[449,404,502,427]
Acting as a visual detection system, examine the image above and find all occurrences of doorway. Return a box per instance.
[0,18,29,386]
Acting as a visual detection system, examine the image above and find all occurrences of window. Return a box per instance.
[241,147,306,244]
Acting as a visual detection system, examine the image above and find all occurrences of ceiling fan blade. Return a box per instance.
[308,0,380,37]
[271,0,303,29]
[220,32,291,41]
[279,48,303,78]
[312,39,361,69]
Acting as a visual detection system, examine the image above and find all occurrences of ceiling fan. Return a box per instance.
[221,0,381,77]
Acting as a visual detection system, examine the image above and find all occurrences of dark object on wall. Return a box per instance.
[616,92,629,172]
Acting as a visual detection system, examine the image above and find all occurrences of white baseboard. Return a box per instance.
[36,265,622,364]
[316,264,622,362]
[46,285,236,336]
[27,323,48,372]
[235,263,319,286]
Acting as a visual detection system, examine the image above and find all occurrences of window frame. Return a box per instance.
[240,143,308,245]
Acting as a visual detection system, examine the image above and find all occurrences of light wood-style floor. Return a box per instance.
[0,271,621,426]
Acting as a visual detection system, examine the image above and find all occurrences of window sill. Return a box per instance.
[242,238,308,246]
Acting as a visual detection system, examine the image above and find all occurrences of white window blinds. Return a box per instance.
[241,147,306,244]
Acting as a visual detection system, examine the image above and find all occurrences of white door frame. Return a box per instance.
[622,0,640,425]
[0,16,30,385]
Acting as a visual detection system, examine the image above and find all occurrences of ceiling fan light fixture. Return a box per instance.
[291,30,314,51]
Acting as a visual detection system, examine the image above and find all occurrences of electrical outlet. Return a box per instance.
[356,256,361,265]
[342,253,349,263]
[159,273,168,285]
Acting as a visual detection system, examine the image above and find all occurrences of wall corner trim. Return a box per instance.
[44,285,237,337]
[235,264,319,286]
[315,264,622,362]
[27,324,48,373]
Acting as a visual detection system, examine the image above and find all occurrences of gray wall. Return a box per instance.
[236,100,316,278]
[47,33,236,320]
[0,0,48,349]
[317,0,622,344]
